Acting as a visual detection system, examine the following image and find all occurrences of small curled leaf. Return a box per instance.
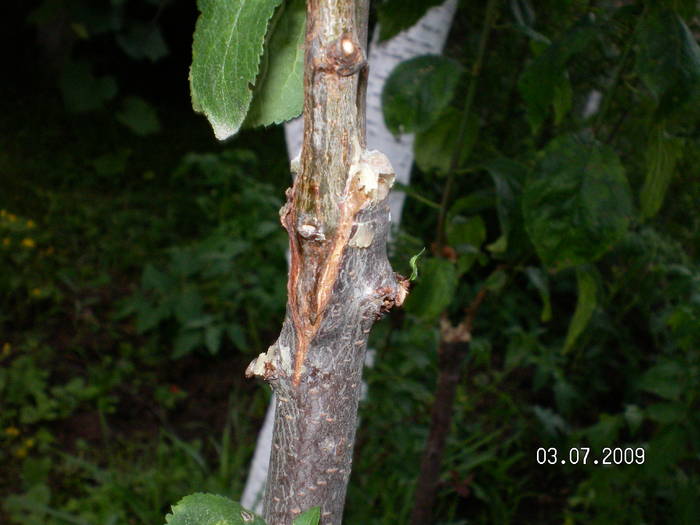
[408,247,426,281]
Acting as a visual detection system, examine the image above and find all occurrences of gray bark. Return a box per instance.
[242,1,458,515]
[245,1,406,523]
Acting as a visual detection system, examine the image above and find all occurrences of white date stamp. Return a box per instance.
[536,447,645,465]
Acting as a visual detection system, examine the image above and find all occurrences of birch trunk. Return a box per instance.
[245,1,407,523]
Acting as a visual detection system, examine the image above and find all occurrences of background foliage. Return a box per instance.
[1,0,699,524]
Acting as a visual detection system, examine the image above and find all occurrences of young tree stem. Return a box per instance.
[246,1,406,523]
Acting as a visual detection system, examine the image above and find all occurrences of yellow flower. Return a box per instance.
[21,238,36,249]
[2,342,10,355]
[26,220,36,229]
[2,238,10,247]
[31,288,42,297]
[14,447,28,459]
[24,438,35,448]
[4,426,20,437]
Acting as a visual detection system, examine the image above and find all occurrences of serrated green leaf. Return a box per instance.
[414,109,478,174]
[116,96,161,136]
[640,125,684,219]
[377,0,444,41]
[405,257,457,321]
[165,493,266,525]
[518,16,598,131]
[524,266,551,322]
[190,0,283,140]
[246,0,306,127]
[292,507,320,525]
[382,55,463,135]
[636,8,700,119]
[522,135,633,271]
[563,265,597,353]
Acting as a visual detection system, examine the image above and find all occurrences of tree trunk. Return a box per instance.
[245,1,406,523]
[241,1,459,512]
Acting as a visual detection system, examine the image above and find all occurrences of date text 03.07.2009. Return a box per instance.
[536,447,645,466]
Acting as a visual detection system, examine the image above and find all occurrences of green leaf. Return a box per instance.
[227,324,249,351]
[638,361,685,401]
[205,324,223,354]
[484,158,528,256]
[414,109,478,174]
[117,22,169,62]
[524,266,551,322]
[377,0,444,41]
[174,288,204,323]
[142,264,171,292]
[116,97,161,136]
[645,427,687,475]
[246,0,306,128]
[484,269,507,292]
[136,301,170,333]
[624,404,644,435]
[59,60,117,113]
[91,150,131,176]
[552,72,572,125]
[563,265,597,352]
[190,0,283,140]
[382,55,463,135]
[447,215,486,251]
[518,16,598,131]
[640,125,684,219]
[636,8,700,119]
[173,330,202,358]
[292,507,320,525]
[408,247,426,281]
[646,402,686,424]
[522,135,633,271]
[585,414,621,451]
[165,493,266,525]
[448,215,485,276]
[405,257,457,321]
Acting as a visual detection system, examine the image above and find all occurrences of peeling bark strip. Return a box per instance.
[245,1,406,523]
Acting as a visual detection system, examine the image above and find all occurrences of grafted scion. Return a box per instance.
[245,1,406,523]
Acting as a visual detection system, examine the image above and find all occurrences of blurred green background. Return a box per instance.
[1,1,699,524]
